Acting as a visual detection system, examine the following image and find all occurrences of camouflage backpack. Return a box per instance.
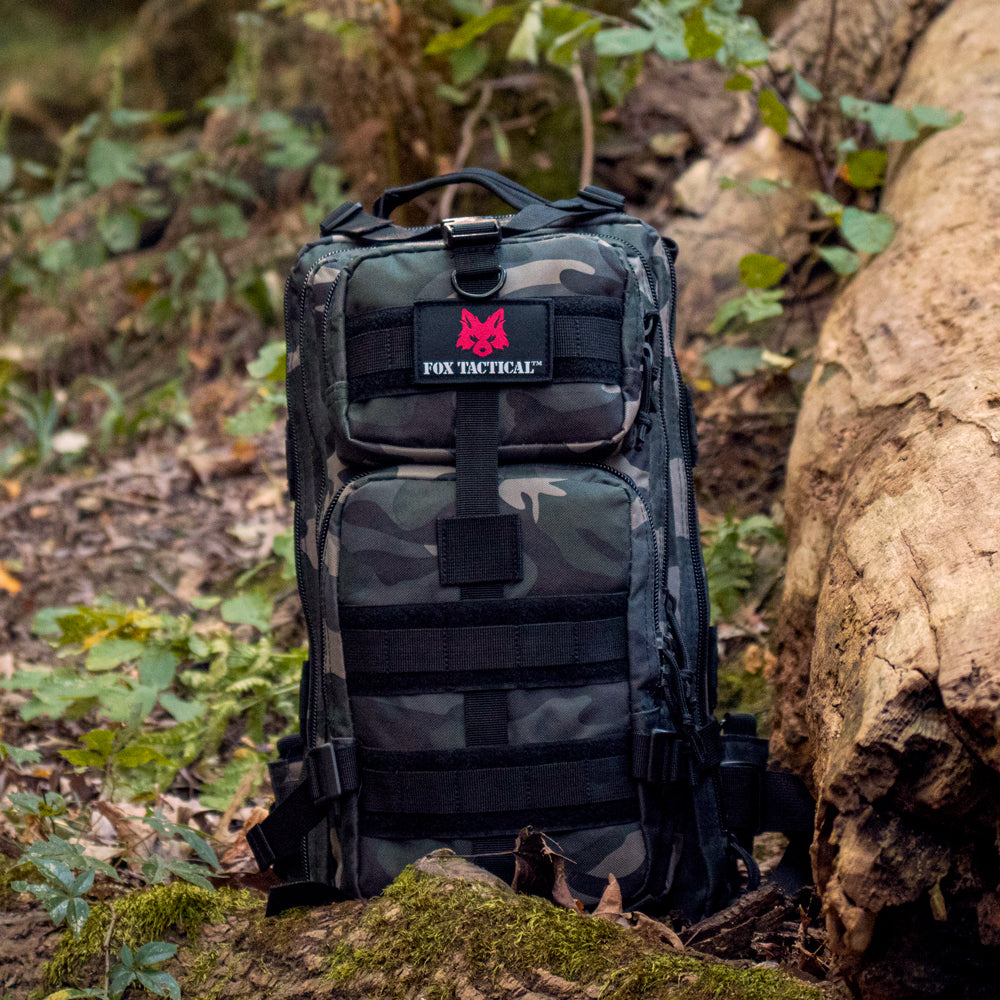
[249,169,813,919]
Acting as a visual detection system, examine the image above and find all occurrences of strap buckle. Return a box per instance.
[307,743,343,807]
[247,822,275,872]
[441,217,501,248]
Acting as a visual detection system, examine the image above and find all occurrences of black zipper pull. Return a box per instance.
[629,341,657,451]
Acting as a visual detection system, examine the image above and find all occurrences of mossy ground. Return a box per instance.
[45,882,255,989]
[326,867,823,1000]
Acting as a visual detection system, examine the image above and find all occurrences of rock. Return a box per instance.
[771,0,1000,994]
[669,128,815,342]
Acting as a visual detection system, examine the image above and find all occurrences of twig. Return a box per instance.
[570,55,594,190]
[818,0,839,99]
[104,901,117,996]
[438,83,495,220]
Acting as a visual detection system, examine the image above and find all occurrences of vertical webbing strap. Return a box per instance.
[456,389,503,599]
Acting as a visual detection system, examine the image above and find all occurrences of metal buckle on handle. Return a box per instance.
[441,217,501,248]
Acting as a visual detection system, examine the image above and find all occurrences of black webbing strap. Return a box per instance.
[435,389,522,595]
[358,736,632,815]
[265,880,348,917]
[631,720,724,785]
[247,741,359,873]
[341,616,628,673]
[718,766,816,836]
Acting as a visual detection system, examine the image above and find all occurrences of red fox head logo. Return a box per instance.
[456,308,508,358]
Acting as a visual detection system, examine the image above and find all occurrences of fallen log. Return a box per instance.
[771,0,1000,994]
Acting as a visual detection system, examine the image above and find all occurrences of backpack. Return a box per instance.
[248,168,813,919]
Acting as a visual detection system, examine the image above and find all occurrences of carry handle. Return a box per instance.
[373,168,552,219]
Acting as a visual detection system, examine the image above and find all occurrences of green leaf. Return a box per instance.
[137,647,180,690]
[220,592,273,632]
[83,728,115,757]
[158,692,205,723]
[594,27,655,57]
[115,745,172,768]
[246,341,286,380]
[60,749,107,768]
[507,1,543,63]
[810,190,844,219]
[0,154,14,193]
[190,203,248,240]
[85,138,143,188]
[794,72,821,102]
[910,104,964,131]
[839,96,917,142]
[843,150,887,188]
[683,9,723,60]
[738,253,786,289]
[652,26,686,61]
[224,399,280,437]
[840,207,895,254]
[703,346,765,386]
[98,211,141,253]
[196,251,227,303]
[724,73,753,92]
[86,638,146,672]
[817,246,861,275]
[0,743,42,766]
[449,41,489,86]
[32,606,75,635]
[109,964,135,996]
[425,6,517,55]
[39,239,76,275]
[134,941,178,967]
[137,971,181,1000]
[758,90,788,136]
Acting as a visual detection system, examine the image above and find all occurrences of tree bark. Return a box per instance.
[771,0,1000,994]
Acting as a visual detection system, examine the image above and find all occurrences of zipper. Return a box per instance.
[582,463,663,648]
[662,247,711,723]
[311,470,370,748]
[603,230,711,723]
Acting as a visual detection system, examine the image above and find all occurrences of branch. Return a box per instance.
[570,56,594,190]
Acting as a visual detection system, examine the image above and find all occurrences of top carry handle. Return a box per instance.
[373,167,552,217]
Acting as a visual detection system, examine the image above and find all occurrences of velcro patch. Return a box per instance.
[414,299,553,386]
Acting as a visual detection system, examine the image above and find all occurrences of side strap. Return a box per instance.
[247,741,359,873]
[265,880,348,917]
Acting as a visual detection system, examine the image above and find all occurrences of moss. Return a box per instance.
[46,882,255,988]
[604,953,824,1000]
[324,867,822,1000]
[326,867,643,997]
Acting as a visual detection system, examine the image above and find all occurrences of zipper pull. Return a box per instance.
[629,342,657,451]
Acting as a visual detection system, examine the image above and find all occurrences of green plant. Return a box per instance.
[702,511,782,624]
[1,596,301,798]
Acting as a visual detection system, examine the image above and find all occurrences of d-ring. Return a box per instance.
[451,268,507,300]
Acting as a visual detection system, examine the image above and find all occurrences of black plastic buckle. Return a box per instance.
[644,729,682,784]
[306,743,342,807]
[319,201,362,236]
[247,822,275,872]
[441,217,501,248]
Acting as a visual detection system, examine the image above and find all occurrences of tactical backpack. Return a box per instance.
[248,168,813,919]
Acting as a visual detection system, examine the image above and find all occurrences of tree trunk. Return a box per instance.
[771,0,1000,994]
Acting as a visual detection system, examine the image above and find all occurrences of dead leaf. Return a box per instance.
[1,479,21,500]
[593,873,629,926]
[512,826,576,910]
[630,910,685,950]
[0,562,21,594]
[220,806,270,872]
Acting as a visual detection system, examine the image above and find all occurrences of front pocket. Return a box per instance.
[324,233,645,463]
